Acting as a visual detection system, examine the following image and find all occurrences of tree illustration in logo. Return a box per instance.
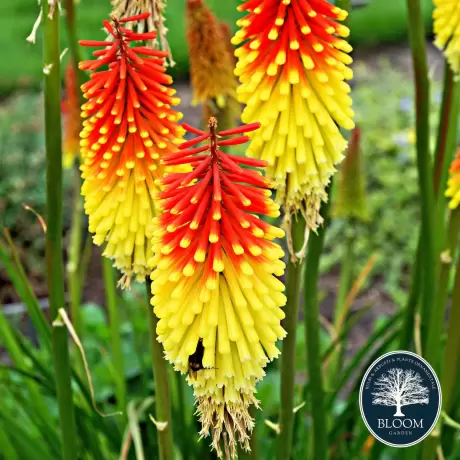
[371,368,429,417]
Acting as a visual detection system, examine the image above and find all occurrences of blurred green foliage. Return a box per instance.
[324,60,441,304]
[1,0,434,93]
[0,94,73,289]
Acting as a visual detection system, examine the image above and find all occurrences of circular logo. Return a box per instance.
[359,350,441,447]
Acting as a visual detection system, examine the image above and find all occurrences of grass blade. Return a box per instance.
[0,238,51,351]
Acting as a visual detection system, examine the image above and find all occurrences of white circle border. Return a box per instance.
[358,350,442,449]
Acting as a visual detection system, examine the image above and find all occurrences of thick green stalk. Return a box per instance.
[304,201,331,460]
[425,252,460,460]
[406,2,442,458]
[406,0,435,353]
[67,171,84,336]
[399,67,458,352]
[102,258,126,412]
[146,280,174,460]
[42,1,78,458]
[425,42,460,374]
[434,68,459,246]
[64,0,86,336]
[426,208,460,371]
[275,217,306,460]
[327,232,354,388]
[64,0,85,92]
[442,251,460,414]
[434,65,458,200]
[64,0,80,62]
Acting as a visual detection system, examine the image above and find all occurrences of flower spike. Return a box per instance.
[150,118,287,457]
[186,0,240,131]
[333,127,370,222]
[234,0,355,231]
[79,14,183,287]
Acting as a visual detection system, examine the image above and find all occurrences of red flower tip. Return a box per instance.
[79,15,159,69]
[118,12,151,23]
[160,118,271,195]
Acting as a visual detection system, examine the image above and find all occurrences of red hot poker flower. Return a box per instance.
[150,118,287,456]
[79,13,184,287]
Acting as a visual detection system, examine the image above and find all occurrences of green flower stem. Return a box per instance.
[434,65,458,201]
[64,0,85,92]
[406,0,436,353]
[67,171,84,337]
[427,208,460,371]
[399,67,458,353]
[442,251,460,414]
[276,216,306,460]
[327,231,354,388]
[405,1,446,457]
[427,253,460,460]
[64,0,86,337]
[42,1,78,458]
[434,67,459,247]
[426,54,459,374]
[102,258,126,412]
[146,280,174,460]
[303,202,330,460]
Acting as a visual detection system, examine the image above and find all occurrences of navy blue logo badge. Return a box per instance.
[359,350,441,447]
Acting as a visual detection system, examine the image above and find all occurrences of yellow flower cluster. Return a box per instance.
[150,119,286,456]
[233,0,354,230]
[79,16,183,287]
